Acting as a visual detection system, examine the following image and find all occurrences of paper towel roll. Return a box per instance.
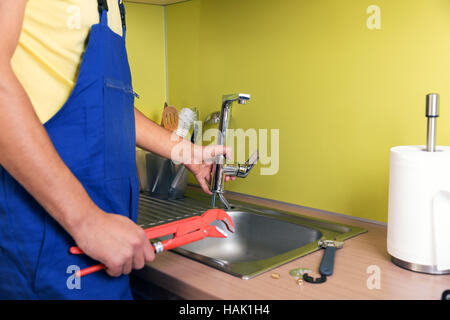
[388,146,450,271]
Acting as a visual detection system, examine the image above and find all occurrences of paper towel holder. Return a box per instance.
[426,93,439,152]
[391,256,450,275]
[387,94,450,274]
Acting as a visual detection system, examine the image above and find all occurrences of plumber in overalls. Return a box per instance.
[0,0,231,299]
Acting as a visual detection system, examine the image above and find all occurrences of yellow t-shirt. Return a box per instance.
[11,0,124,124]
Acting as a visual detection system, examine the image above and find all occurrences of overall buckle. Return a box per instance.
[97,0,109,15]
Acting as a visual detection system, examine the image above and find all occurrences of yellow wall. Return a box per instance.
[166,0,450,222]
[125,3,167,122]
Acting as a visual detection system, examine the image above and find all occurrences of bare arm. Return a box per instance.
[0,0,153,277]
[135,108,188,160]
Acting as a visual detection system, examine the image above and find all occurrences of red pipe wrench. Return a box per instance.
[69,208,234,277]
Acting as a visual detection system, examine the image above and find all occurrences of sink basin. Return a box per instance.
[137,189,367,279]
[180,211,322,263]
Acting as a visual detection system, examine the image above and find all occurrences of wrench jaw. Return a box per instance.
[201,209,235,234]
[219,217,235,234]
[205,225,228,238]
[225,214,235,232]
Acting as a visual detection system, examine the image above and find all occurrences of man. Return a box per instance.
[0,0,230,299]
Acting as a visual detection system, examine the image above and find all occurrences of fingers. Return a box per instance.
[133,229,153,269]
[106,230,155,277]
[132,248,145,271]
[105,249,133,277]
[129,230,155,272]
[122,258,133,275]
[197,176,213,195]
[142,227,155,263]
[106,268,121,278]
[105,258,125,277]
[143,240,155,263]
[224,175,236,182]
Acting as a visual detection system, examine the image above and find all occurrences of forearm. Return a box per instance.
[135,108,195,163]
[0,65,99,236]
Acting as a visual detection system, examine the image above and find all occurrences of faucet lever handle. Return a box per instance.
[241,149,259,175]
[223,150,259,178]
[246,149,259,166]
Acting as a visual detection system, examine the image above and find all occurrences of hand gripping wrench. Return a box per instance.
[69,208,235,277]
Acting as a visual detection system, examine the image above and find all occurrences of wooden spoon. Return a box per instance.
[161,102,179,132]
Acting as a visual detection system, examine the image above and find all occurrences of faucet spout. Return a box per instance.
[222,93,251,105]
[210,93,254,209]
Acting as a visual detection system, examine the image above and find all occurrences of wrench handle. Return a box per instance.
[76,264,105,278]
[319,246,336,276]
[70,244,156,278]
[69,234,202,278]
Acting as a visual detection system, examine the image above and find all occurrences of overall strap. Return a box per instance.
[97,0,127,36]
[119,0,127,36]
[97,0,109,25]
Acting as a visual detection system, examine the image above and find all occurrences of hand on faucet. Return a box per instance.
[184,144,236,195]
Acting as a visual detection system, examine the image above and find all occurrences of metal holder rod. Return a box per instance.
[426,93,439,152]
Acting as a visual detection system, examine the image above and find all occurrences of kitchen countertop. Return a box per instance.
[133,192,450,300]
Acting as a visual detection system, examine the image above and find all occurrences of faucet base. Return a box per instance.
[218,193,231,210]
[211,192,231,210]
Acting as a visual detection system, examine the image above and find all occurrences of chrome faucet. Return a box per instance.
[210,93,259,209]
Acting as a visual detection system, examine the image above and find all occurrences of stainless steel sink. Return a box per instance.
[137,189,367,279]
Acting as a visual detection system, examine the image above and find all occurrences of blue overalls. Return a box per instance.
[0,1,139,299]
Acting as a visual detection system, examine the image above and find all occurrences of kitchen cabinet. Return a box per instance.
[125,0,189,5]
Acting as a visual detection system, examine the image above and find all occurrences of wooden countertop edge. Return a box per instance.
[133,262,221,300]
